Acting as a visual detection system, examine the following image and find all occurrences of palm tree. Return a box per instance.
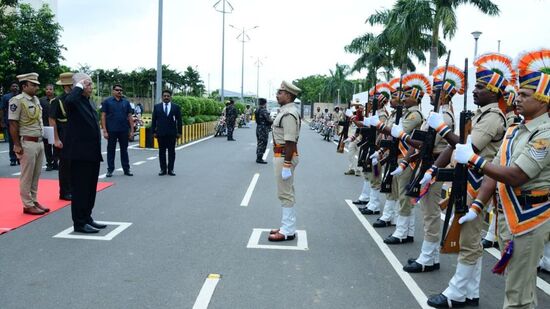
[428,0,499,73]
[324,63,353,104]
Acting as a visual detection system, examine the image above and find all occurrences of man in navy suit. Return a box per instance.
[151,89,182,176]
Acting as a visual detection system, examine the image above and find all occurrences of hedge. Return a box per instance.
[172,96,225,123]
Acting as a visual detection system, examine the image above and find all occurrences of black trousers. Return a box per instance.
[227,123,235,140]
[43,139,55,166]
[70,160,100,227]
[107,131,129,172]
[55,148,71,196]
[5,128,16,161]
[256,127,269,156]
[158,135,176,172]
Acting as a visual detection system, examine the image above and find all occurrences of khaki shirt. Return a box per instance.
[471,102,506,162]
[420,104,455,154]
[505,111,521,127]
[273,102,300,145]
[401,105,423,134]
[494,113,550,191]
[8,92,43,137]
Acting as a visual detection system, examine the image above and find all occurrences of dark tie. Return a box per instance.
[164,103,168,115]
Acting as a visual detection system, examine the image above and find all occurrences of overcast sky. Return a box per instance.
[57,0,550,101]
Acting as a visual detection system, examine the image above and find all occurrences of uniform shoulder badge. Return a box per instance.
[529,138,549,161]
[10,103,17,112]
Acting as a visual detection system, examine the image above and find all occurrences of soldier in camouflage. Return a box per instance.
[255,98,272,164]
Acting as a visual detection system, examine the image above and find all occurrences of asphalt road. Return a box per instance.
[0,125,549,309]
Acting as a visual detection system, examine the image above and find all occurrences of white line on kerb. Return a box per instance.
[192,274,221,309]
[240,173,260,207]
[175,135,213,150]
[345,199,431,309]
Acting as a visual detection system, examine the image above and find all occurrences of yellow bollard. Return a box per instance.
[139,127,146,148]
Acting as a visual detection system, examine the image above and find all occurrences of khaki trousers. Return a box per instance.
[458,195,484,265]
[19,140,44,208]
[273,156,299,208]
[504,221,550,309]
[397,165,414,216]
[420,181,443,243]
[384,173,399,200]
[497,210,512,250]
[364,163,382,190]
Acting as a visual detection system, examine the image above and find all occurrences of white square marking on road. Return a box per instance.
[53,221,132,241]
[246,228,308,251]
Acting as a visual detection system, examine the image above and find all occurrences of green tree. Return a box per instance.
[324,63,353,105]
[182,66,205,97]
[428,0,499,73]
[0,3,65,89]
[294,75,328,103]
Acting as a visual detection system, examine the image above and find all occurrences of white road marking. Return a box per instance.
[12,172,21,176]
[240,173,260,207]
[262,149,270,161]
[246,228,308,251]
[53,221,132,241]
[132,161,146,166]
[116,168,123,171]
[146,156,157,160]
[192,274,221,309]
[345,199,431,309]
[98,173,106,179]
[175,135,213,150]
[0,150,8,153]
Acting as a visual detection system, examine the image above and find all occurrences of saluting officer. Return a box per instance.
[8,73,49,215]
[255,98,272,164]
[453,49,550,309]
[269,81,301,242]
[48,72,74,201]
[424,52,513,308]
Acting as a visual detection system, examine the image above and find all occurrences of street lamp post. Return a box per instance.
[254,57,264,106]
[337,89,340,105]
[498,39,501,53]
[230,25,258,103]
[155,0,163,107]
[150,81,155,111]
[213,0,234,103]
[471,31,482,58]
[318,92,321,103]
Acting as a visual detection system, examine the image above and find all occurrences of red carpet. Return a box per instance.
[0,178,113,235]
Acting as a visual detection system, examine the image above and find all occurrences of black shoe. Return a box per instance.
[59,194,72,201]
[465,298,479,306]
[256,158,268,164]
[481,239,499,249]
[159,170,167,176]
[106,171,113,177]
[352,199,369,205]
[384,235,414,245]
[406,258,441,270]
[73,224,99,234]
[52,162,59,170]
[124,171,133,176]
[427,293,465,308]
[538,266,550,275]
[10,160,16,166]
[168,171,176,176]
[88,221,107,229]
[403,261,439,273]
[360,208,380,215]
[227,138,236,141]
[46,164,54,171]
[17,159,20,165]
[373,219,394,228]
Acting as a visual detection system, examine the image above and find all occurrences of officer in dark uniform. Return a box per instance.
[225,99,237,141]
[48,72,73,201]
[39,84,56,171]
[255,98,272,164]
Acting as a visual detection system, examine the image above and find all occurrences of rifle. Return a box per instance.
[405,51,452,197]
[380,77,404,193]
[358,83,379,172]
[440,58,473,253]
[337,100,352,153]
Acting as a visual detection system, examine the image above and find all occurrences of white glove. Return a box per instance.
[370,152,380,166]
[282,166,292,180]
[390,166,404,176]
[344,137,351,144]
[390,124,404,138]
[362,116,371,126]
[455,136,475,164]
[427,112,445,130]
[458,209,478,224]
[369,114,381,127]
[345,108,353,117]
[419,172,433,186]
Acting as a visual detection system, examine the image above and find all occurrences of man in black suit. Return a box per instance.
[64,73,105,234]
[151,89,182,176]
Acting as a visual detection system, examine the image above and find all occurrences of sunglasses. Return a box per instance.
[114,89,123,92]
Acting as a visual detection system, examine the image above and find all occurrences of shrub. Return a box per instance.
[183,116,195,125]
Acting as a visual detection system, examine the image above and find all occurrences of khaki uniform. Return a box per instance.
[396,105,423,217]
[459,102,506,265]
[8,93,44,208]
[272,102,301,236]
[383,110,400,201]
[334,110,345,135]
[419,104,454,243]
[493,113,550,309]
[364,108,389,189]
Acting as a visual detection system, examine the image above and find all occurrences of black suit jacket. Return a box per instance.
[63,87,103,162]
[151,102,182,137]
